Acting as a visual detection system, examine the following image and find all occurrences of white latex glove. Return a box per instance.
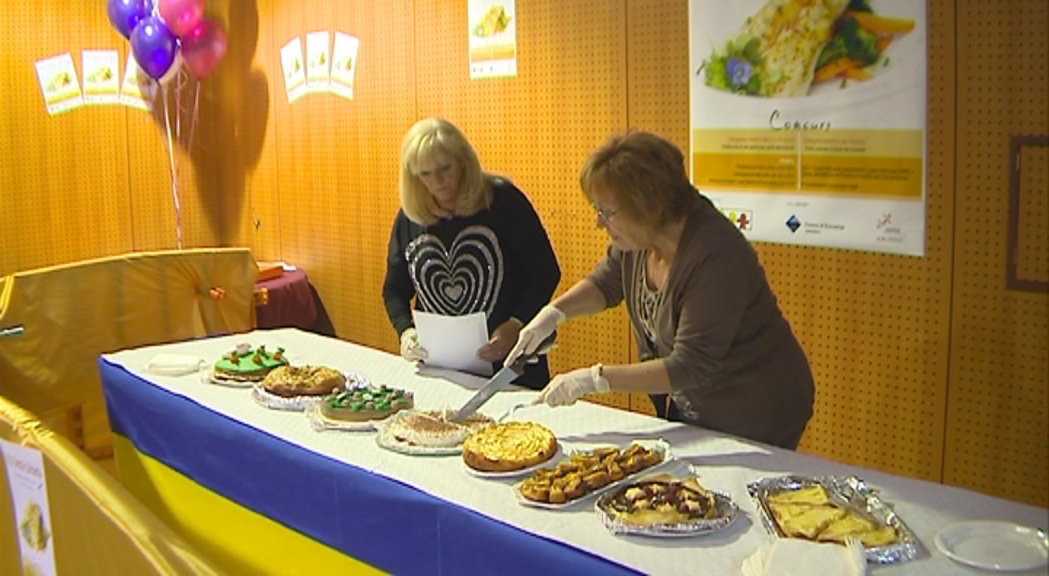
[536,364,610,407]
[399,328,428,362]
[506,305,565,366]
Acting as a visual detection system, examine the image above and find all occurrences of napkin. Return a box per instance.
[145,353,206,376]
[742,539,866,576]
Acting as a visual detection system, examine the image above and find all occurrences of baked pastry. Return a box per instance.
[601,475,718,526]
[462,422,557,472]
[213,344,288,382]
[519,443,664,505]
[261,365,345,398]
[320,385,414,422]
[766,485,899,547]
[385,409,493,448]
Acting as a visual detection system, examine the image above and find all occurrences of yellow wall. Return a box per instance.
[0,0,1045,507]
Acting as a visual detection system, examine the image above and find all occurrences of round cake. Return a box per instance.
[320,385,414,422]
[386,409,493,448]
[213,344,288,382]
[462,421,558,472]
[261,365,345,398]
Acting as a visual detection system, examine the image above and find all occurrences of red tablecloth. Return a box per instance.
[254,269,318,330]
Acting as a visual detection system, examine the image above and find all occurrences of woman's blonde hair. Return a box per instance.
[580,131,698,231]
[399,118,491,225]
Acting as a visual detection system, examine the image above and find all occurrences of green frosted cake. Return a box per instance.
[213,344,288,382]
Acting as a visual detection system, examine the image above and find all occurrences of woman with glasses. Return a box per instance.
[384,117,561,389]
[507,130,814,448]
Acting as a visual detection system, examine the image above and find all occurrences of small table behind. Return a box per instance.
[254,268,335,336]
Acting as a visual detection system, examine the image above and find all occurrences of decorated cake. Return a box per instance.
[213,344,288,382]
[261,365,346,398]
[462,422,558,472]
[320,385,414,422]
[384,409,493,448]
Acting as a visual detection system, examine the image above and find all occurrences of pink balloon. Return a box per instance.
[158,0,206,37]
[182,19,227,78]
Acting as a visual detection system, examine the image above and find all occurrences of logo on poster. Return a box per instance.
[785,215,802,233]
[721,208,753,231]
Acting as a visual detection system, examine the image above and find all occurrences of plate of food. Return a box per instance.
[203,343,290,388]
[596,470,741,537]
[461,422,561,479]
[251,367,364,412]
[747,474,924,564]
[306,384,414,432]
[375,409,494,456]
[514,440,672,510]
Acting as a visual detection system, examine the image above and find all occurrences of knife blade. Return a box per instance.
[450,331,557,422]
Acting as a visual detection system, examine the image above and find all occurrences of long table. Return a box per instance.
[99,328,1048,575]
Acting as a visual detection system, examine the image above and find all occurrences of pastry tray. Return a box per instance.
[513,439,673,510]
[747,474,925,564]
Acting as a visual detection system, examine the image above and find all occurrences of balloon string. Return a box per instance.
[187,82,201,161]
[161,84,183,249]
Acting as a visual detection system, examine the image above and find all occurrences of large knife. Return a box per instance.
[451,332,556,422]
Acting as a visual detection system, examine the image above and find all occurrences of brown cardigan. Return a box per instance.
[588,197,814,448]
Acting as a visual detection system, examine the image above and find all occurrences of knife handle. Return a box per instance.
[508,331,557,372]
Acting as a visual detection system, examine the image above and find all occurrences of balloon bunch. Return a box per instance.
[107,0,227,83]
[107,0,227,249]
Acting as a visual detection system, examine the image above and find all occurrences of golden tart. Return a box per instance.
[462,422,558,472]
[261,365,345,398]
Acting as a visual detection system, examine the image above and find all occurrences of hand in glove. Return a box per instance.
[399,328,428,362]
[536,364,610,407]
[506,305,565,367]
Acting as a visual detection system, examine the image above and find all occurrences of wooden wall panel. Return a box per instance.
[414,0,633,409]
[947,0,1048,507]
[0,2,134,275]
[263,0,415,352]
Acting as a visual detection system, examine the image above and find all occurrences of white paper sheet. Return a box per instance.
[413,310,491,376]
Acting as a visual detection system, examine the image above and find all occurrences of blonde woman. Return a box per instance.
[383,118,560,389]
[507,131,814,448]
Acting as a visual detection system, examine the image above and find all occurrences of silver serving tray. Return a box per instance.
[747,474,925,565]
[596,466,741,537]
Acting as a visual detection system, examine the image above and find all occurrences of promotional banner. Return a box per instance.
[469,1,517,79]
[689,0,927,256]
[280,37,308,103]
[1,440,57,576]
[34,53,84,116]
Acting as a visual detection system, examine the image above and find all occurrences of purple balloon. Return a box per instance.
[107,0,153,39]
[131,16,179,80]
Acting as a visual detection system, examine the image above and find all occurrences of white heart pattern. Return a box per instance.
[405,225,503,317]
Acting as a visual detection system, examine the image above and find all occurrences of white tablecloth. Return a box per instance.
[104,328,1048,575]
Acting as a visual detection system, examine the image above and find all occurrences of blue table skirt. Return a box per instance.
[100,359,639,575]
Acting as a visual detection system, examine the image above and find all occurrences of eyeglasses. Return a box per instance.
[594,205,618,223]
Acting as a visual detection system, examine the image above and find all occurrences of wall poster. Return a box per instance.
[690,0,927,256]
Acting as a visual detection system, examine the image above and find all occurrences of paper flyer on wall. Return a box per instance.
[306,31,332,93]
[468,0,517,79]
[81,50,121,106]
[34,53,84,116]
[330,33,360,100]
[280,37,308,103]
[119,53,152,111]
[689,0,927,256]
[1,439,57,576]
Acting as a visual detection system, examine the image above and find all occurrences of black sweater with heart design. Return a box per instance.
[382,177,561,387]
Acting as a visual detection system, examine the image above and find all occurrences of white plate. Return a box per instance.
[305,402,388,432]
[513,440,673,510]
[200,365,257,388]
[935,521,1048,572]
[462,443,563,479]
[375,425,463,456]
